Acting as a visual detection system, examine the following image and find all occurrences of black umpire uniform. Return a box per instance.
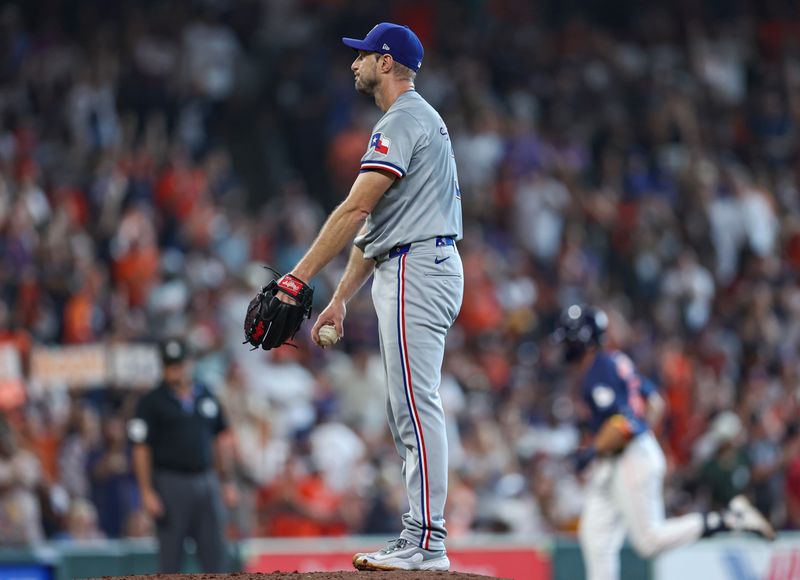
[129,339,231,572]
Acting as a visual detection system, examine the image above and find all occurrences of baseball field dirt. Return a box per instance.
[94,573,507,580]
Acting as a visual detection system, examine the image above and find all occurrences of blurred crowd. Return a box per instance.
[1,0,800,545]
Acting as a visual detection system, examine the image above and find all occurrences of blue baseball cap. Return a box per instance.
[342,22,424,72]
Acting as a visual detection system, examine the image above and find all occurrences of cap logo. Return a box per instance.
[166,341,182,358]
[382,43,390,50]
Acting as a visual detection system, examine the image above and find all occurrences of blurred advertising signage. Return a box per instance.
[0,344,26,409]
[654,535,800,580]
[243,540,550,579]
[31,345,106,389]
[30,344,161,389]
[108,344,161,388]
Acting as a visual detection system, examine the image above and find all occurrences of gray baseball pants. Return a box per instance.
[153,470,227,572]
[371,237,463,551]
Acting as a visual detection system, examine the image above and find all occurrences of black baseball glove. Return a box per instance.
[243,273,314,350]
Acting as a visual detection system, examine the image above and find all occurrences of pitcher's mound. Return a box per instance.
[99,573,506,580]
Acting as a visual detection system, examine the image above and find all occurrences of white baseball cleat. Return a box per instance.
[352,538,451,571]
[726,495,776,541]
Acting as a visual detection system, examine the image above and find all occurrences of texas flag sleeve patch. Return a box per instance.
[360,127,407,178]
[370,132,391,155]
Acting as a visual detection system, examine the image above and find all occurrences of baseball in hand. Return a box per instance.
[318,324,339,347]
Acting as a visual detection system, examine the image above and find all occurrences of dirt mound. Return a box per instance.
[96,572,506,580]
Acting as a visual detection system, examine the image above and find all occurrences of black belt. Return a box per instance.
[387,236,455,259]
[156,466,210,475]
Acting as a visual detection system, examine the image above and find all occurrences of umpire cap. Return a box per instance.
[551,304,608,362]
[160,338,190,365]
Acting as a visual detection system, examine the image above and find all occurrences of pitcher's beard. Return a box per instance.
[355,76,377,96]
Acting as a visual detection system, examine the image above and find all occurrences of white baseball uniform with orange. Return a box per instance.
[355,89,463,551]
[579,350,706,580]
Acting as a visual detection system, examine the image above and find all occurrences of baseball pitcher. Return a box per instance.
[245,22,463,571]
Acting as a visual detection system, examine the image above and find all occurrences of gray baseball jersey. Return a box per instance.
[354,90,463,259]
[355,90,464,553]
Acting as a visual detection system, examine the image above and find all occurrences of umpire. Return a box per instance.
[129,338,236,572]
